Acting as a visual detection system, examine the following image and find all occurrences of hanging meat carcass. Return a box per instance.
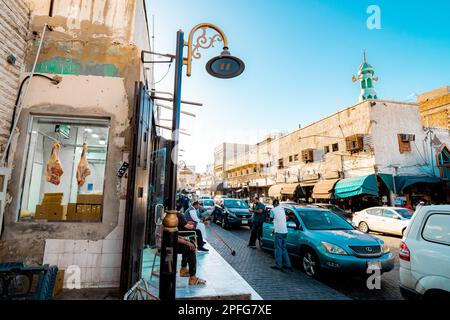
[46,141,64,185]
[77,143,91,186]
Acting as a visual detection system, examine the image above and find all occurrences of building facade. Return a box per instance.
[218,52,449,209]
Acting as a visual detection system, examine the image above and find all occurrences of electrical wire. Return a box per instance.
[151,62,172,85]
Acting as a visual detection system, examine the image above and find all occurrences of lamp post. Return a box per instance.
[160,23,245,301]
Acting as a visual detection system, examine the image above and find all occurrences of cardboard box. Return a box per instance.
[83,205,101,222]
[66,203,80,221]
[53,269,65,297]
[76,194,103,205]
[42,193,64,204]
[35,204,46,220]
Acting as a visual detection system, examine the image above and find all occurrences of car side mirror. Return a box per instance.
[393,215,401,220]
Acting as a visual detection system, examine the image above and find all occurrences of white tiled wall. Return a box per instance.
[42,200,126,289]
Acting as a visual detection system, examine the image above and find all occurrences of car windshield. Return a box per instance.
[298,210,353,230]
[224,199,248,209]
[203,200,214,206]
[394,208,413,219]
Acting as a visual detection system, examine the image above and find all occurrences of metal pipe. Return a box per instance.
[155,104,196,117]
[151,95,203,107]
[2,24,49,165]
[49,0,54,17]
[159,30,184,301]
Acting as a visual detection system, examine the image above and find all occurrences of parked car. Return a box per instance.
[211,198,253,228]
[399,205,450,300]
[352,206,413,236]
[261,204,394,278]
[314,203,353,222]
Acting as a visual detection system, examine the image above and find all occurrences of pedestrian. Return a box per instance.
[269,199,293,271]
[176,204,209,252]
[248,197,266,249]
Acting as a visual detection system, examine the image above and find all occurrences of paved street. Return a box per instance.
[206,223,403,300]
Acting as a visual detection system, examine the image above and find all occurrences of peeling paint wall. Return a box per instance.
[0,0,30,158]
[25,0,145,107]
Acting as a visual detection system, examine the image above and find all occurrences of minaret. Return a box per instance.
[352,50,379,101]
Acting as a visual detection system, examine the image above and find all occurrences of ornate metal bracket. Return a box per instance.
[184,23,229,77]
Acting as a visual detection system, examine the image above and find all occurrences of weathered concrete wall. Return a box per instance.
[0,0,30,158]
[417,86,450,130]
[370,101,427,176]
[25,0,144,109]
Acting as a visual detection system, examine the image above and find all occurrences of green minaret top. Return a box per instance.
[352,50,379,101]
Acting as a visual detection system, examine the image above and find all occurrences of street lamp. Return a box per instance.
[159,23,245,301]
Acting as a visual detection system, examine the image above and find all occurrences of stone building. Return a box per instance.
[221,54,450,209]
[0,0,153,292]
[213,142,251,193]
[418,86,450,130]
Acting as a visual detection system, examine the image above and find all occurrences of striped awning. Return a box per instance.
[312,179,340,199]
[281,183,301,195]
[268,184,284,197]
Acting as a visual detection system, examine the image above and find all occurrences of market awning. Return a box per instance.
[312,179,340,199]
[378,173,395,192]
[394,175,441,193]
[268,184,284,197]
[334,174,378,199]
[211,182,224,192]
[299,181,317,187]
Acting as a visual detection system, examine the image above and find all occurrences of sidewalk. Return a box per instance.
[205,224,350,300]
[142,245,262,300]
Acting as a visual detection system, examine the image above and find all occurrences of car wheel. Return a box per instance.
[358,221,369,233]
[300,249,320,278]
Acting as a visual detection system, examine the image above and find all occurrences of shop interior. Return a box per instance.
[19,116,109,222]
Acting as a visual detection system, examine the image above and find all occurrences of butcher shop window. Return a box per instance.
[18,116,110,222]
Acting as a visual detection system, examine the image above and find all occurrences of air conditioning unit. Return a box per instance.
[345,134,364,153]
[400,134,415,142]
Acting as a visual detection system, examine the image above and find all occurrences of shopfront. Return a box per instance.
[1,74,132,290]
[334,174,393,212]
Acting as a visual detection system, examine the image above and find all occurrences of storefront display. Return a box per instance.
[19,116,109,222]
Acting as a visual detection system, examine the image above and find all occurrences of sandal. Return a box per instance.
[189,276,207,286]
[179,267,190,277]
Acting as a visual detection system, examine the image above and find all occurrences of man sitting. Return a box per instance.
[177,235,206,286]
[176,204,209,252]
[184,201,208,247]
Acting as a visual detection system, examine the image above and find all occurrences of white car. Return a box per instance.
[399,205,450,300]
[199,198,215,216]
[352,206,413,236]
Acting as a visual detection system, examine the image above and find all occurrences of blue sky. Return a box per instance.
[147,0,450,172]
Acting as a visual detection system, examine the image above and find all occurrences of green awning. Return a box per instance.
[394,176,441,193]
[334,174,379,199]
[378,173,395,192]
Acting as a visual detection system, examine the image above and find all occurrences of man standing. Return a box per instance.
[248,197,266,249]
[270,199,293,271]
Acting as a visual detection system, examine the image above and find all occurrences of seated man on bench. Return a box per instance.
[177,236,206,285]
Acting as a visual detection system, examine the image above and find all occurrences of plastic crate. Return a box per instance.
[0,263,58,300]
